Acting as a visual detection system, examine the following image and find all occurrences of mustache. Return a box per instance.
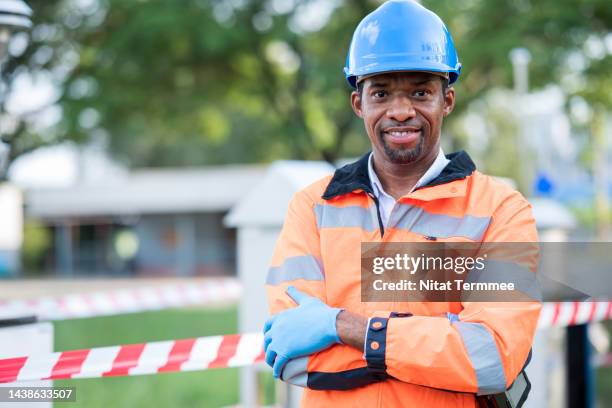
[380,121,423,131]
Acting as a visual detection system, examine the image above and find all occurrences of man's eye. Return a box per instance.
[414,90,430,97]
[372,90,388,98]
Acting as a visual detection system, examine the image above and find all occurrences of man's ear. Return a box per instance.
[443,87,455,117]
[351,90,363,118]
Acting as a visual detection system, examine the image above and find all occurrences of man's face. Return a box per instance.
[351,72,455,165]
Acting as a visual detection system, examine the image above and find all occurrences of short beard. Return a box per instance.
[380,132,425,164]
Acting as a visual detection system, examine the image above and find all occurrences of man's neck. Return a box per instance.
[371,148,439,200]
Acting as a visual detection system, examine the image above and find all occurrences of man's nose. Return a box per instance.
[385,96,416,122]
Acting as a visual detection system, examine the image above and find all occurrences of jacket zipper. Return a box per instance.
[367,192,385,238]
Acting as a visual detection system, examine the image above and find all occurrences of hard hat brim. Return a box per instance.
[347,67,460,89]
[356,70,450,85]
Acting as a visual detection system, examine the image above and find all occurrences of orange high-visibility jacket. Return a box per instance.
[266,151,541,407]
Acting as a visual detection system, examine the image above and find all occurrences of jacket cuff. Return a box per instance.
[364,313,413,375]
[364,317,388,374]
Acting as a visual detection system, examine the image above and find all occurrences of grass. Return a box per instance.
[596,322,612,407]
[596,367,612,407]
[53,307,275,408]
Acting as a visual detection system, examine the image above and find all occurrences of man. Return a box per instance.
[264,1,540,406]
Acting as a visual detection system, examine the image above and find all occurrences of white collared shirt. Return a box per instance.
[367,149,450,227]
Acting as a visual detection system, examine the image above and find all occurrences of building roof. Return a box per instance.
[25,165,267,220]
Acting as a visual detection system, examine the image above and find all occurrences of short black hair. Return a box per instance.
[356,75,449,97]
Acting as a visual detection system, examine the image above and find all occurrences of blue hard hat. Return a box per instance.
[344,0,461,89]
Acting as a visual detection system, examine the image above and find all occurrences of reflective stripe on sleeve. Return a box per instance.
[266,255,324,285]
[452,320,507,395]
[392,204,491,240]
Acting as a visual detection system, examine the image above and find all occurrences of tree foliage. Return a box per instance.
[1,0,610,171]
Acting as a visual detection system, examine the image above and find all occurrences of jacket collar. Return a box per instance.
[322,150,476,201]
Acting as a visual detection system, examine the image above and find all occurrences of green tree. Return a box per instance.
[0,0,610,174]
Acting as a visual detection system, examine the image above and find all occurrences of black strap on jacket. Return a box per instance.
[476,349,533,408]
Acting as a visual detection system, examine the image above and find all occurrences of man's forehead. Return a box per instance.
[359,71,446,86]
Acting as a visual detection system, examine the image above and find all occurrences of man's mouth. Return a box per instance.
[383,127,421,145]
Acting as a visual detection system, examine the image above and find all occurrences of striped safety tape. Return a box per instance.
[0,333,265,383]
[537,300,612,328]
[0,278,241,322]
[0,301,611,384]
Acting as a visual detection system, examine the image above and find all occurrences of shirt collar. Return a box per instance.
[367,148,450,200]
[368,153,392,201]
[321,150,475,201]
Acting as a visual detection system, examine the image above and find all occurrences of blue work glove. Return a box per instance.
[263,286,343,378]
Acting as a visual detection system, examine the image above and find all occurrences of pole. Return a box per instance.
[509,48,534,195]
[0,27,9,63]
[510,48,530,94]
[566,324,593,408]
[0,30,8,180]
[592,106,610,240]
[0,0,34,180]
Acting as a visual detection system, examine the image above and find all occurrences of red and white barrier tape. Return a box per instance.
[0,333,265,383]
[537,300,612,328]
[1,278,608,328]
[0,278,241,321]
[0,301,610,384]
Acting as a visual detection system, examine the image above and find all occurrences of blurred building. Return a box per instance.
[21,161,266,277]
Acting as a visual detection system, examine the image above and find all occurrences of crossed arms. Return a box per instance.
[264,189,540,393]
